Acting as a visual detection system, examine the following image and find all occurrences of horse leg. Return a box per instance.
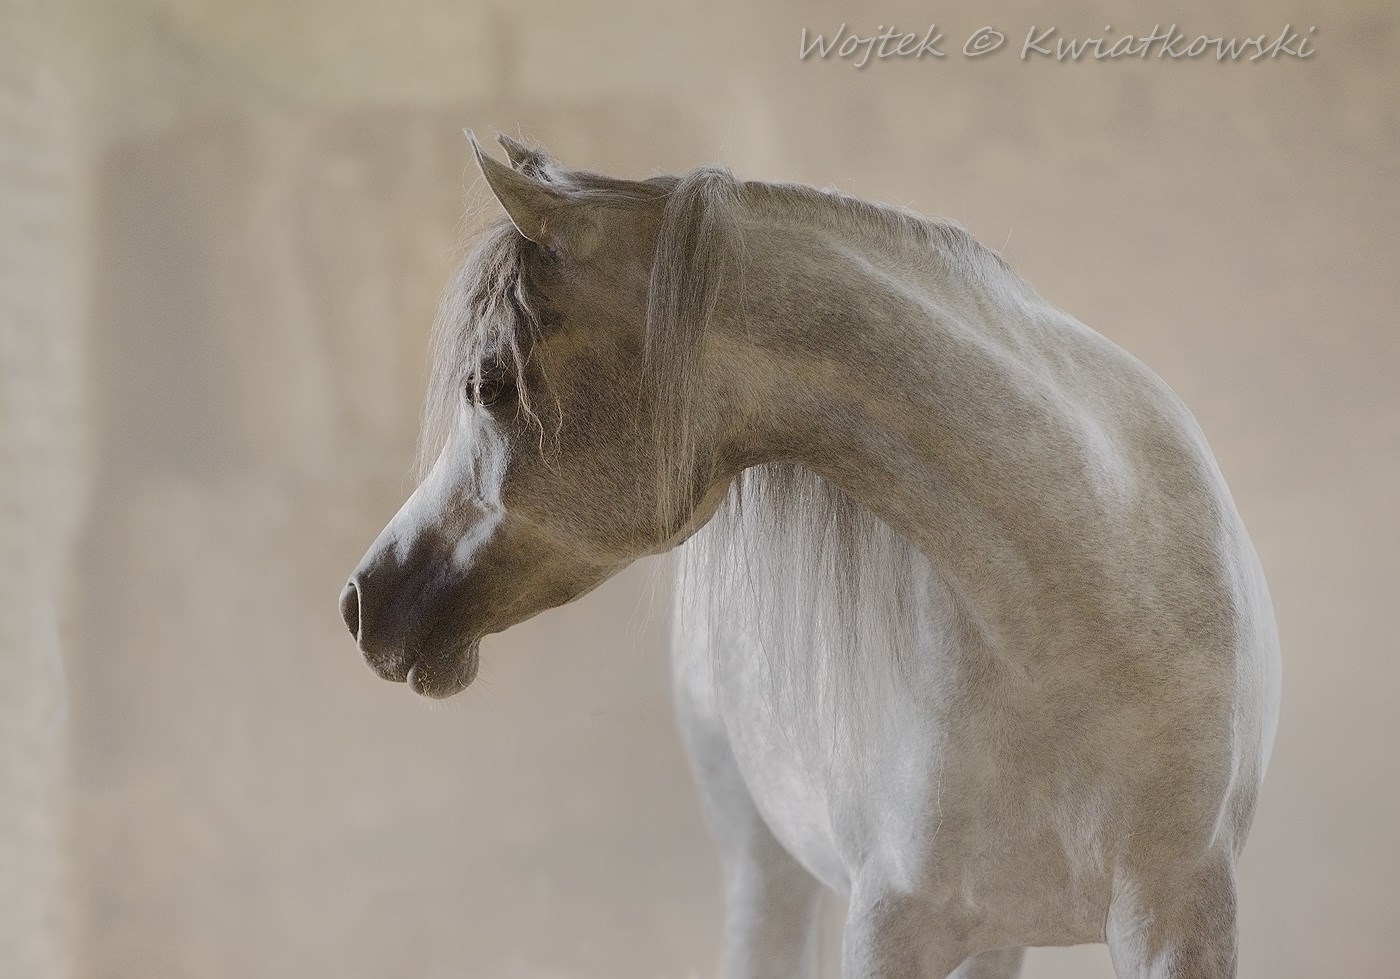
[719,831,826,979]
[840,882,1023,978]
[841,881,968,979]
[947,948,1025,978]
[675,693,825,979]
[1106,857,1238,979]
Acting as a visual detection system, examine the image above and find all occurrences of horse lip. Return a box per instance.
[361,646,410,684]
[405,640,481,699]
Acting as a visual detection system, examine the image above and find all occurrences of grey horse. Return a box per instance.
[340,134,1280,979]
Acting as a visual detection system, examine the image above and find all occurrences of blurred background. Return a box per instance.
[2,0,1397,976]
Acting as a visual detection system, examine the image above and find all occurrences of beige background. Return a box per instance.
[2,0,1398,976]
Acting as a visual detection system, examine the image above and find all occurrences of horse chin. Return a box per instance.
[406,638,481,700]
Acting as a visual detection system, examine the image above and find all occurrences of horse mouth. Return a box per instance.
[403,638,481,700]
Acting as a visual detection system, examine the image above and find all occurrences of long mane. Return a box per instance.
[425,165,985,758]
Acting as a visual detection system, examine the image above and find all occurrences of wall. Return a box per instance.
[5,0,1397,976]
[0,2,85,977]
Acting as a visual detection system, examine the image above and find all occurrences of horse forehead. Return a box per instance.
[544,255,652,331]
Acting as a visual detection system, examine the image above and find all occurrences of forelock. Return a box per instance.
[418,219,550,476]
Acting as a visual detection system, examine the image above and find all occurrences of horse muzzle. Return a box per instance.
[340,560,481,700]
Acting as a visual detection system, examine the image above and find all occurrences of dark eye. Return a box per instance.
[466,367,515,409]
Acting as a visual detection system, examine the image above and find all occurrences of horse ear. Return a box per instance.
[466,130,571,247]
[496,133,563,181]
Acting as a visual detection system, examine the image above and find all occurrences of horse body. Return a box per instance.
[667,195,1279,976]
[342,136,1280,978]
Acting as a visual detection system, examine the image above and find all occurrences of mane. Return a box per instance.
[418,171,675,479]
[418,221,544,478]
[425,165,1001,762]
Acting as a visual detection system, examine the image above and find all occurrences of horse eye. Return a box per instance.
[466,369,513,409]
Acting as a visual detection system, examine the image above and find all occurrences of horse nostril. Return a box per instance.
[340,580,361,641]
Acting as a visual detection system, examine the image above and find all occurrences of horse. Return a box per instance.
[339,133,1281,979]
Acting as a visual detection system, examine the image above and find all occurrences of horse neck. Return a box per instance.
[711,200,1111,645]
